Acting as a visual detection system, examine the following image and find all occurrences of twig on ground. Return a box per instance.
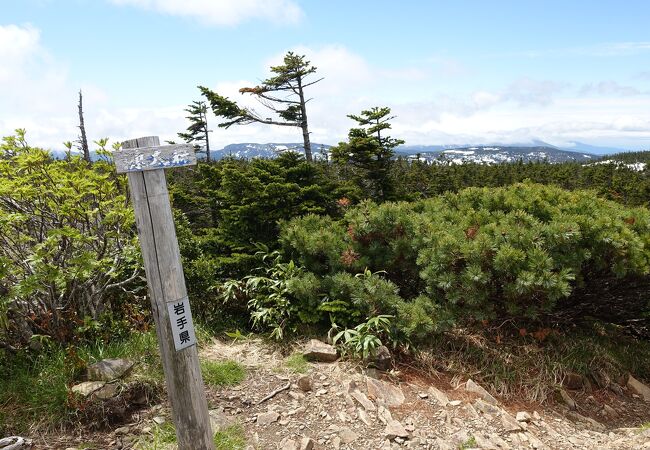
[257,381,290,404]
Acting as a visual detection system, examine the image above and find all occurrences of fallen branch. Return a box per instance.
[257,381,290,405]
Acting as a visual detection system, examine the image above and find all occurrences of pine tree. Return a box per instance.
[331,107,404,201]
[198,52,322,162]
[178,100,212,162]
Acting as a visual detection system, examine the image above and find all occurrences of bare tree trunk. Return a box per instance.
[203,109,211,162]
[296,77,312,162]
[78,90,90,163]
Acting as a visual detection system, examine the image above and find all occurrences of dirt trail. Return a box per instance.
[35,337,650,449]
[197,338,650,450]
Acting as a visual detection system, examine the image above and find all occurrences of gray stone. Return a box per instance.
[357,408,372,426]
[71,381,106,397]
[428,386,449,405]
[627,374,650,401]
[384,420,409,440]
[474,398,501,415]
[367,377,405,407]
[516,411,532,422]
[465,379,498,405]
[152,416,165,425]
[299,437,314,450]
[94,382,119,399]
[303,339,338,362]
[501,413,523,432]
[87,358,134,381]
[367,345,392,371]
[351,390,376,411]
[209,408,234,432]
[256,411,280,426]
[339,427,358,444]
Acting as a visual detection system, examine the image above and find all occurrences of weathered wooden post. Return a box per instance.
[115,136,214,450]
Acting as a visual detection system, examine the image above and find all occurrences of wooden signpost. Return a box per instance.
[117,136,214,450]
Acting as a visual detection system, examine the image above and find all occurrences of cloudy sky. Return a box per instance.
[2,0,650,151]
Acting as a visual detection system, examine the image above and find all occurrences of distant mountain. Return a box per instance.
[559,141,627,156]
[47,141,610,165]
[211,143,331,160]
[395,145,597,164]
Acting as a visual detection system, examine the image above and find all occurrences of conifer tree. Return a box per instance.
[331,107,404,200]
[178,100,212,161]
[198,52,322,162]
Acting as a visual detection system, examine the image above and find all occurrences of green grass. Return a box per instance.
[214,423,247,450]
[201,360,246,387]
[641,422,650,430]
[0,330,161,433]
[134,422,177,450]
[459,436,477,449]
[284,352,309,374]
[135,423,247,450]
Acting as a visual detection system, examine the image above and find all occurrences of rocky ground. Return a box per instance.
[15,338,650,449]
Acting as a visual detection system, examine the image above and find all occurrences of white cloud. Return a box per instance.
[580,80,643,96]
[108,0,303,26]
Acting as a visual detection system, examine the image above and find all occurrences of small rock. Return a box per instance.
[297,375,312,392]
[367,345,392,371]
[558,389,576,410]
[563,372,584,390]
[71,381,106,397]
[87,358,134,381]
[627,374,650,401]
[465,379,498,405]
[474,398,500,415]
[501,412,523,432]
[299,437,314,450]
[384,420,409,440]
[357,408,371,426]
[448,400,462,406]
[315,388,328,396]
[377,405,393,424]
[516,411,532,422]
[603,404,618,417]
[367,378,405,407]
[351,390,376,411]
[417,392,428,399]
[339,427,358,444]
[428,386,449,405]
[303,339,338,362]
[94,382,119,400]
[256,411,280,426]
[114,426,130,435]
[152,416,165,425]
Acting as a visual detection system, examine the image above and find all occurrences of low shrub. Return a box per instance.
[279,182,650,340]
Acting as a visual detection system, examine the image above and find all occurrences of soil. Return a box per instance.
[18,338,650,449]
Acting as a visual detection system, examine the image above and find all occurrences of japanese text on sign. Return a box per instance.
[166,297,197,351]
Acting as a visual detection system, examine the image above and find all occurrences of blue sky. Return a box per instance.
[2,0,650,151]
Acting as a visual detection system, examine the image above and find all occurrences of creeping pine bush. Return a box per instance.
[280,183,650,340]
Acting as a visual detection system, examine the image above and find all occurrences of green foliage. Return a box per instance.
[199,51,321,160]
[281,183,650,340]
[331,107,404,201]
[0,131,142,348]
[332,314,394,359]
[0,330,160,433]
[135,421,246,450]
[177,100,212,161]
[213,424,247,450]
[201,360,246,387]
